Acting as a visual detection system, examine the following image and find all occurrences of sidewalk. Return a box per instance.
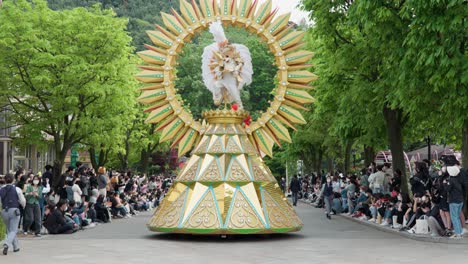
[299,198,468,244]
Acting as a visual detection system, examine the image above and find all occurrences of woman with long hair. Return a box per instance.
[23,175,49,236]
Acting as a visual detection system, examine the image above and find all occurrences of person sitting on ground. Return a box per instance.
[331,192,343,215]
[400,193,427,232]
[94,195,110,223]
[43,200,78,234]
[379,195,395,227]
[120,193,136,216]
[424,199,446,237]
[352,189,372,220]
[368,193,384,222]
[67,200,86,226]
[391,192,411,229]
[109,192,128,218]
[87,202,97,223]
[352,186,369,215]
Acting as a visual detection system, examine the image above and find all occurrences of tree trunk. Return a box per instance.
[383,105,408,193]
[462,119,468,167]
[363,145,375,166]
[327,158,334,176]
[140,149,151,175]
[52,136,72,191]
[89,146,109,172]
[317,147,323,174]
[344,140,353,174]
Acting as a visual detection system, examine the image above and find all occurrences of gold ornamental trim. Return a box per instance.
[203,109,249,124]
[136,0,316,157]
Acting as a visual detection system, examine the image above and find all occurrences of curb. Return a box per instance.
[299,199,468,244]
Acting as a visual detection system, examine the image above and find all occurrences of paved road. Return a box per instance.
[5,202,468,264]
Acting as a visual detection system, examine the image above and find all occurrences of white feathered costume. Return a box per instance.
[202,22,253,109]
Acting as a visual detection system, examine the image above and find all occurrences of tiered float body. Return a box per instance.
[147,110,302,234]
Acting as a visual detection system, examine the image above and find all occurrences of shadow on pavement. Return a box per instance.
[145,233,305,243]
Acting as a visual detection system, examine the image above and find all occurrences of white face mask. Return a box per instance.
[64,206,68,211]
[326,179,331,183]
[422,196,427,202]
[33,180,39,185]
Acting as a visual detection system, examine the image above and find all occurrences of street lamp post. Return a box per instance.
[425,135,431,164]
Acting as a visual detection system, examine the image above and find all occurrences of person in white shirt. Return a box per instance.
[368,165,386,194]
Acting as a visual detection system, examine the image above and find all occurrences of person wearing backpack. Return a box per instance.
[0,174,26,255]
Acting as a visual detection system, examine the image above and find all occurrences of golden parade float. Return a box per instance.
[136,0,317,235]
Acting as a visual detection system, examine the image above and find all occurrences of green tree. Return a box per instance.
[398,0,467,166]
[302,0,416,192]
[47,0,176,51]
[0,0,136,181]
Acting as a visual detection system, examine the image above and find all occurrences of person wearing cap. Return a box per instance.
[0,173,26,255]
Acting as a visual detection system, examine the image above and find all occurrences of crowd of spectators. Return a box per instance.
[299,155,468,239]
[0,162,173,236]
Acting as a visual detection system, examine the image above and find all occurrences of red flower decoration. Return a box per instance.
[231,103,239,111]
[243,115,251,126]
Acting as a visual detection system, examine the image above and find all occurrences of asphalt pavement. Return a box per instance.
[4,202,468,264]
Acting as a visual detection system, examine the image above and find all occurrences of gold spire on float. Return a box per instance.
[136,0,317,234]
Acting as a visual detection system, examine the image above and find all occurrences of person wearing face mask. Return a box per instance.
[0,174,26,255]
[443,157,467,239]
[433,166,452,235]
[392,192,410,229]
[344,176,357,215]
[322,176,334,219]
[23,175,49,237]
[43,200,78,234]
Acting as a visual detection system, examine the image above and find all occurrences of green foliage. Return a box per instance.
[0,214,4,240]
[47,0,176,51]
[176,26,276,120]
[0,0,137,174]
[294,0,467,177]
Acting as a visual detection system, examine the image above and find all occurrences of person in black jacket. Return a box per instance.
[444,158,467,239]
[322,176,334,219]
[289,175,301,206]
[43,200,78,235]
[410,162,431,196]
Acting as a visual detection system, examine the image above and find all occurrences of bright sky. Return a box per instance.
[271,0,311,24]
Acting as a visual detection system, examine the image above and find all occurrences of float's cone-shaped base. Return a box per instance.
[147,110,302,234]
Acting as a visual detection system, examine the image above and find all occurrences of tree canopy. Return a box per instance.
[0,0,137,177]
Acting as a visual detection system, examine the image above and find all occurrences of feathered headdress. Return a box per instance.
[209,21,228,46]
